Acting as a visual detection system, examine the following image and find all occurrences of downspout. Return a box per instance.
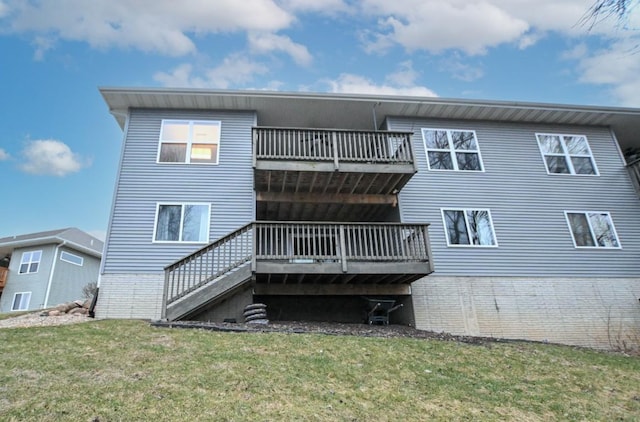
[43,241,65,309]
[372,102,381,130]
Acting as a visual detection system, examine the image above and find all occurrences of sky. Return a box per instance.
[1,0,639,241]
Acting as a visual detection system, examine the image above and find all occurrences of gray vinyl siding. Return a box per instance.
[103,108,255,274]
[47,247,101,307]
[388,117,640,277]
[0,244,56,312]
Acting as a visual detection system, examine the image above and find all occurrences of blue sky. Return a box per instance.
[1,0,639,241]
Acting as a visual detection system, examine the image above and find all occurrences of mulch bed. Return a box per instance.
[150,320,498,346]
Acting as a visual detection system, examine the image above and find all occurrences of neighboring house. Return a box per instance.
[97,88,640,349]
[0,228,103,312]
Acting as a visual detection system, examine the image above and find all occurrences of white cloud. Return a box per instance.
[279,0,351,14]
[358,0,636,55]
[0,148,9,160]
[154,55,270,89]
[573,39,640,106]
[20,139,89,176]
[385,60,420,86]
[32,35,55,61]
[438,55,484,82]
[248,32,313,66]
[360,0,530,55]
[326,73,437,97]
[0,1,8,18]
[1,0,293,56]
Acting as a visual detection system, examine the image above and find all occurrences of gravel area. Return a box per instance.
[0,312,92,329]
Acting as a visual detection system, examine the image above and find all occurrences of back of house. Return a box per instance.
[96,88,640,350]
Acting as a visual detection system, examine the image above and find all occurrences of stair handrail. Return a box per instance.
[163,222,254,307]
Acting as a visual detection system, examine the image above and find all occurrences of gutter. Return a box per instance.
[43,242,65,309]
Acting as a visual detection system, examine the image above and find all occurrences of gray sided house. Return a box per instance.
[97,88,640,350]
[0,228,103,313]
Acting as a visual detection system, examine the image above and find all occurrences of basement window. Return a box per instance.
[441,209,497,247]
[153,203,211,243]
[158,120,221,164]
[19,250,42,274]
[565,211,620,248]
[12,292,31,311]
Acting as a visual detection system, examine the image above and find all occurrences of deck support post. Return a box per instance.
[161,269,170,320]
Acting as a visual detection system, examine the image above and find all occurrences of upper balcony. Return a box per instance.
[253,127,417,196]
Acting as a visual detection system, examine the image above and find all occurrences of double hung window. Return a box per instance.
[422,129,484,171]
[441,209,497,247]
[154,203,210,243]
[12,292,31,311]
[536,134,598,175]
[158,120,221,164]
[19,250,41,274]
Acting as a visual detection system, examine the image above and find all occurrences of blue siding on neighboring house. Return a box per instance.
[47,247,101,307]
[388,117,640,277]
[103,108,256,274]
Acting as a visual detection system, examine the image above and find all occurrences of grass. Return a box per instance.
[0,320,639,421]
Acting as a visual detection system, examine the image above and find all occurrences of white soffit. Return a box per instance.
[100,87,640,149]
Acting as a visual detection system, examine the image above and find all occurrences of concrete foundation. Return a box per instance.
[412,276,640,350]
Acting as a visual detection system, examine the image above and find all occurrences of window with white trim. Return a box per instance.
[154,203,210,243]
[565,211,621,248]
[536,134,598,175]
[19,250,42,274]
[12,292,31,311]
[60,251,84,266]
[422,129,484,171]
[442,209,497,247]
[158,120,221,164]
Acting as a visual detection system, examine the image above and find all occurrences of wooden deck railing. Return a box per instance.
[164,221,431,307]
[627,157,640,197]
[0,267,7,289]
[163,223,253,306]
[253,128,414,164]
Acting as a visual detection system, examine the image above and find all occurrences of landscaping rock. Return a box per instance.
[69,307,88,315]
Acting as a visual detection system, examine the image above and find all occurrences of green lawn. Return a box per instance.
[0,319,638,421]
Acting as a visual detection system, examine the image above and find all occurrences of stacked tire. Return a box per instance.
[244,303,268,324]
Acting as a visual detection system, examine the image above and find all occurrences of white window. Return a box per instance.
[19,250,42,274]
[12,292,31,311]
[158,120,221,164]
[154,203,210,243]
[60,251,84,266]
[536,134,598,175]
[565,211,621,248]
[422,129,484,171]
[441,209,497,247]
